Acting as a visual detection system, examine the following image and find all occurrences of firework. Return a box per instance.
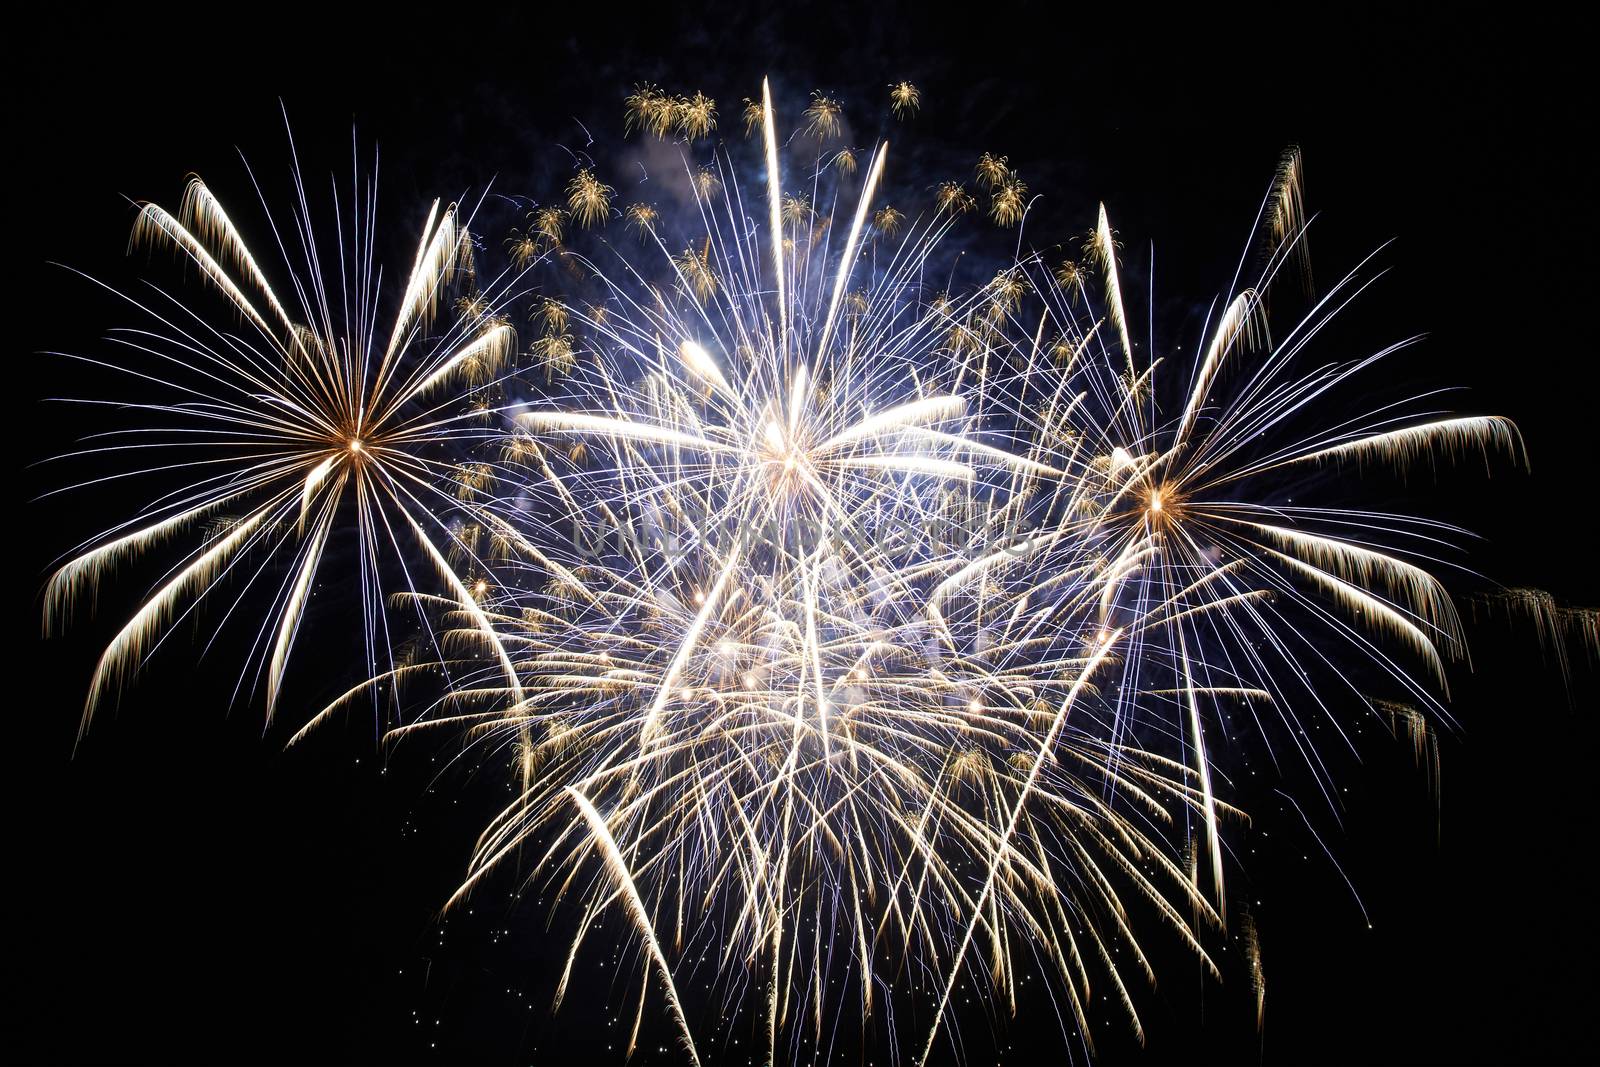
[49,81,1527,1066]
[624,201,659,239]
[624,83,677,138]
[566,168,615,228]
[872,204,905,238]
[889,80,922,119]
[46,152,528,735]
[975,151,1010,190]
[625,84,719,142]
[352,88,1517,1063]
[802,90,845,139]
[990,173,1029,227]
[935,179,975,215]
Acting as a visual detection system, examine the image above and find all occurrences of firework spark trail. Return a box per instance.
[46,81,1532,1066]
[915,628,1122,1067]
[762,78,788,367]
[567,786,702,1066]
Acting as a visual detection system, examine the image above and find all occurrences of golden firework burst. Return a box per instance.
[566,168,614,228]
[890,80,922,118]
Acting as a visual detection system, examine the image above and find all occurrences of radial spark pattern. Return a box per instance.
[46,84,1526,1065]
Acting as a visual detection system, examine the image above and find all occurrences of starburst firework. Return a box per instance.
[46,153,528,735]
[45,81,1530,1067]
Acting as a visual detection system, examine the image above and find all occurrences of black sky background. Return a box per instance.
[6,4,1598,1064]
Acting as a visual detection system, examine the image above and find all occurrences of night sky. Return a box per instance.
[8,5,1598,1065]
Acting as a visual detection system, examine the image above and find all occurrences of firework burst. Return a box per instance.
[47,83,1528,1066]
[45,146,526,735]
[330,88,1520,1063]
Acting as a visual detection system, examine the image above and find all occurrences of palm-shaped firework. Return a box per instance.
[46,144,525,734]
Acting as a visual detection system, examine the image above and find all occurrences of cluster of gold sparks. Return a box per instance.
[46,79,1549,1065]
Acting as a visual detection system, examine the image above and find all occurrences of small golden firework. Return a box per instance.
[936,181,975,215]
[945,315,978,355]
[454,292,489,322]
[1054,258,1086,297]
[872,205,904,237]
[532,330,577,376]
[674,91,717,140]
[990,175,1028,227]
[448,520,482,561]
[781,194,814,227]
[802,91,843,139]
[500,433,541,464]
[832,147,858,176]
[533,297,569,334]
[740,97,763,138]
[624,83,676,138]
[533,205,566,247]
[505,229,540,268]
[1049,333,1082,364]
[454,463,495,500]
[985,268,1030,319]
[693,166,722,202]
[1084,217,1120,260]
[889,81,921,119]
[673,243,719,301]
[625,202,659,239]
[975,152,1010,190]
[566,169,614,229]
